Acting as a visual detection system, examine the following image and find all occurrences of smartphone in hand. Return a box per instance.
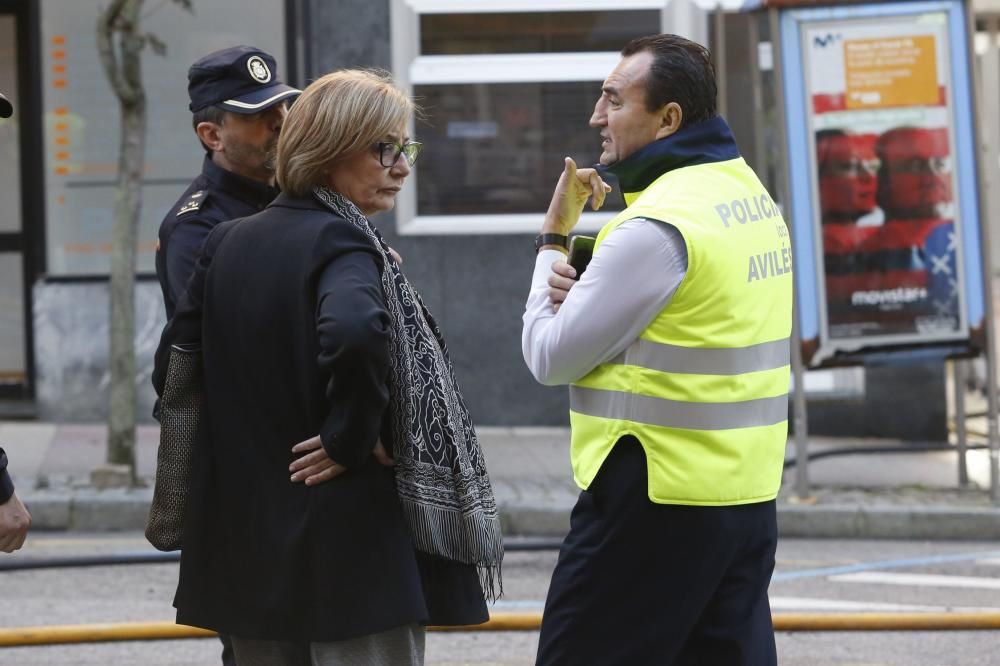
[567,235,596,280]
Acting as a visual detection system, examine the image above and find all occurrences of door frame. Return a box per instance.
[0,0,44,400]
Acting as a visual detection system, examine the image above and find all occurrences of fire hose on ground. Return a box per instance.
[2,612,1000,648]
[4,434,997,649]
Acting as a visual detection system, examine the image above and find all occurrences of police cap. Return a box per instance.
[188,45,300,115]
[0,92,12,119]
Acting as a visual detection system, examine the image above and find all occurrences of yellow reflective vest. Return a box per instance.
[570,143,793,506]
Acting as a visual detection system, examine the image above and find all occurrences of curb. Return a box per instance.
[21,491,1000,541]
[776,504,1000,540]
[24,489,153,531]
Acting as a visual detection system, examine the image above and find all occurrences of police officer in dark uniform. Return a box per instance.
[153,47,298,666]
[156,45,300,318]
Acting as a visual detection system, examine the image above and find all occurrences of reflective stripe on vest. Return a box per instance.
[572,385,789,431]
[604,337,790,376]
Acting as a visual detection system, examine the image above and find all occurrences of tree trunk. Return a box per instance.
[99,0,147,483]
[107,96,145,479]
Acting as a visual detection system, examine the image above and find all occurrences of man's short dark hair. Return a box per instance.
[192,104,227,153]
[815,128,847,170]
[621,34,718,128]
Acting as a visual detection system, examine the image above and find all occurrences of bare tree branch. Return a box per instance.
[146,32,167,56]
[96,0,131,102]
[141,0,169,19]
[118,1,146,107]
[143,0,193,21]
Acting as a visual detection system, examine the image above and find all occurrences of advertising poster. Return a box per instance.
[803,11,968,349]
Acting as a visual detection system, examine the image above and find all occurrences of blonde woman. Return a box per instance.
[154,70,501,666]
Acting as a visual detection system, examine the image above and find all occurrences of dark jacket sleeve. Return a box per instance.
[314,223,392,469]
[164,216,216,314]
[153,218,240,400]
[0,448,14,504]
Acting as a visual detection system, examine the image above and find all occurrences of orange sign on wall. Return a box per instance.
[844,35,938,109]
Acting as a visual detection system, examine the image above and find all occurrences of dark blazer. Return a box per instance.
[155,156,277,319]
[153,193,487,642]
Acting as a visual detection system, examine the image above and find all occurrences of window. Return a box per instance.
[40,0,287,276]
[391,0,675,235]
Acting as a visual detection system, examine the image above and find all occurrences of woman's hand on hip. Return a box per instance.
[372,439,395,467]
[289,435,395,485]
[290,435,346,486]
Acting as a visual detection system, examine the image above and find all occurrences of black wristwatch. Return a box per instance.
[534,233,569,253]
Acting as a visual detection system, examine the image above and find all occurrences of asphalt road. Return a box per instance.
[1,535,999,664]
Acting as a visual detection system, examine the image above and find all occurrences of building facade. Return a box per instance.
[1,0,997,430]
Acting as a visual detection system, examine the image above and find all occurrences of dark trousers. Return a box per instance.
[536,437,778,666]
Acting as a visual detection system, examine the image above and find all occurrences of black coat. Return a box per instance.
[155,156,277,319]
[153,193,487,642]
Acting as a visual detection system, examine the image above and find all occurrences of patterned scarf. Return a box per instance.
[314,187,503,600]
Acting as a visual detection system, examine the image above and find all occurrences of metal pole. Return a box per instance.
[966,5,1000,503]
[714,3,728,119]
[748,12,767,177]
[954,359,970,487]
[789,301,811,498]
[768,6,810,498]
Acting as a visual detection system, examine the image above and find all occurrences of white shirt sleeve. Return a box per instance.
[522,218,689,386]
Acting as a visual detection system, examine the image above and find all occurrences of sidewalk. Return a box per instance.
[2,422,999,540]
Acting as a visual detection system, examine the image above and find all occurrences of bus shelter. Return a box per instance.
[744,0,1000,501]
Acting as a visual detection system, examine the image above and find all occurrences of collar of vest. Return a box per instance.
[201,155,279,209]
[597,116,741,204]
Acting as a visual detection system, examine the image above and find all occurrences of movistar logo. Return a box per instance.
[813,33,842,48]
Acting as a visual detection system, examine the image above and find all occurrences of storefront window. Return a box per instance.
[416,81,617,215]
[41,0,286,276]
[392,0,667,234]
[421,11,660,55]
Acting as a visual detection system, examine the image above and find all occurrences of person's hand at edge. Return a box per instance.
[0,492,30,553]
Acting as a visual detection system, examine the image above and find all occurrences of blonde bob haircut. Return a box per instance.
[276,69,415,197]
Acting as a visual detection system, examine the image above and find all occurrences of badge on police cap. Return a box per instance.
[246,56,272,84]
[187,45,300,114]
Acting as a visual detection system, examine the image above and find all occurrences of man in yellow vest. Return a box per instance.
[523,34,792,665]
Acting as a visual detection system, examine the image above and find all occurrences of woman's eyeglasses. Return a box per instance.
[376,141,422,168]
